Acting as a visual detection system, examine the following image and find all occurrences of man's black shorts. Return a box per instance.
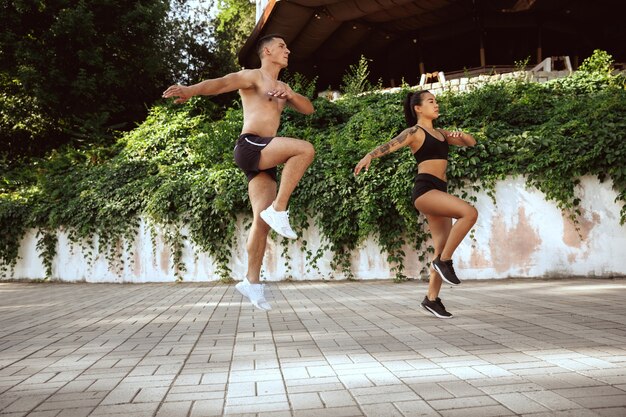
[234,133,277,182]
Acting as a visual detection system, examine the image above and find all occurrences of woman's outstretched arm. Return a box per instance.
[354,126,419,175]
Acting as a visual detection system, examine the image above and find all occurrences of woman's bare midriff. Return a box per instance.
[417,159,448,181]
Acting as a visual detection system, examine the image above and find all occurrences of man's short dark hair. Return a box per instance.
[256,34,285,58]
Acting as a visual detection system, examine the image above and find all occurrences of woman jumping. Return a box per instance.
[354,90,477,318]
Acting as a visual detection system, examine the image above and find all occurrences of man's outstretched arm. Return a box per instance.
[163,70,257,104]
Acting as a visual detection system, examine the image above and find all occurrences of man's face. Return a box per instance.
[265,37,290,67]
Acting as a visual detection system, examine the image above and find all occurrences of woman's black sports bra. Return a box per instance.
[412,125,449,164]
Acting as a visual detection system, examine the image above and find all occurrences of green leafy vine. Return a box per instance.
[1,50,624,282]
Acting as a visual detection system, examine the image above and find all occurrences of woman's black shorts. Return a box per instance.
[411,173,447,206]
[233,133,277,182]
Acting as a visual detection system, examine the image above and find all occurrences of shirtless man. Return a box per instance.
[162,34,315,310]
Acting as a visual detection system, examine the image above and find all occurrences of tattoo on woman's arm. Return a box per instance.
[368,127,417,158]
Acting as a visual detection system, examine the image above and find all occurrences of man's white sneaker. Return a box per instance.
[235,278,272,311]
[260,205,297,239]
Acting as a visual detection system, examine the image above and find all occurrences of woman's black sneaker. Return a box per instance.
[421,296,453,319]
[432,256,461,285]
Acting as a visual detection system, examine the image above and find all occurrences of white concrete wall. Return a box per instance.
[4,176,626,282]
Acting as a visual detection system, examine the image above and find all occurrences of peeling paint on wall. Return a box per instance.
[159,244,170,274]
[562,207,600,248]
[490,207,542,274]
[466,249,491,269]
[132,249,141,277]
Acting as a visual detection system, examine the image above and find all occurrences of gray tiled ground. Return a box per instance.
[1,278,626,417]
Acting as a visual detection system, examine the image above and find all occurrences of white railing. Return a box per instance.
[532,56,573,73]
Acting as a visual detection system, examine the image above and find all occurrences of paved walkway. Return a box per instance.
[1,278,625,417]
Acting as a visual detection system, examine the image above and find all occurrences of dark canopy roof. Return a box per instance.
[238,0,624,88]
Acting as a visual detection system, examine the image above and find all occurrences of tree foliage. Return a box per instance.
[0,0,255,160]
[1,0,176,157]
[168,0,256,111]
[212,0,256,75]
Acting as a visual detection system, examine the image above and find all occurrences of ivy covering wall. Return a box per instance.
[1,51,625,281]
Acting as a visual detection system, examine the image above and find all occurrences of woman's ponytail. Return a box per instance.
[403,93,417,126]
[403,90,429,127]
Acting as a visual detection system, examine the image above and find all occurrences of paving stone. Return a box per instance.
[256,380,286,396]
[492,392,550,414]
[154,402,191,416]
[0,395,48,413]
[360,402,404,416]
[188,399,224,417]
[89,401,159,416]
[523,390,584,411]
[291,407,361,417]
[594,408,626,417]
[46,407,93,417]
[518,410,602,417]
[222,400,291,414]
[439,405,516,417]
[571,394,626,408]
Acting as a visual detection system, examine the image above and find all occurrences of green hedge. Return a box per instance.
[1,50,625,281]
